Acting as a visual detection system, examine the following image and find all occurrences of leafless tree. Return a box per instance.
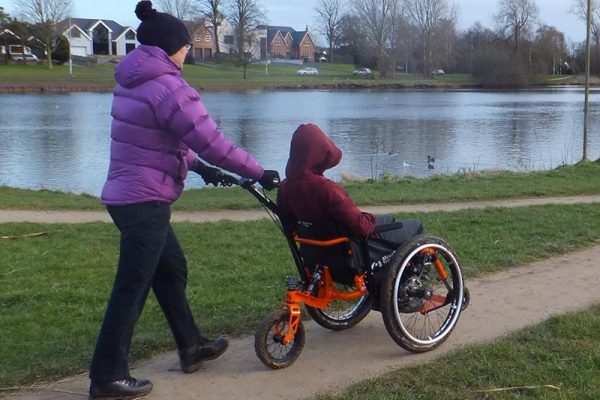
[350,0,403,77]
[315,0,344,63]
[571,0,600,69]
[7,19,31,64]
[495,0,539,54]
[196,0,224,58]
[405,0,456,75]
[12,0,72,69]
[228,0,264,78]
[534,25,567,74]
[0,7,11,63]
[155,0,197,20]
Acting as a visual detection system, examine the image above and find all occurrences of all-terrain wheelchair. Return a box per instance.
[197,166,470,369]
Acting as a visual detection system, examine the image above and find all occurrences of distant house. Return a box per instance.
[186,19,215,60]
[258,25,316,61]
[186,21,316,62]
[57,18,137,57]
[187,19,264,61]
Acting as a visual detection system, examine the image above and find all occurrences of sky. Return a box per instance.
[3,0,588,45]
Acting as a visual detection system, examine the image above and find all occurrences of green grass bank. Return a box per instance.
[1,60,588,93]
[1,161,599,211]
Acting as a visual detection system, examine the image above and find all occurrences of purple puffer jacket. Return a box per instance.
[101,45,264,205]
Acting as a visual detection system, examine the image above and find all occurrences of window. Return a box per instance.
[195,34,201,42]
[205,35,211,42]
[224,35,233,44]
[70,28,80,38]
[125,31,136,40]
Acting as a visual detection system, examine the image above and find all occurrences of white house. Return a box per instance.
[58,18,137,57]
[216,19,266,60]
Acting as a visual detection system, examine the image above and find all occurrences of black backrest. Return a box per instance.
[295,221,366,285]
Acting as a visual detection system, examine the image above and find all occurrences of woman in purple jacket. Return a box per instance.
[89,2,278,399]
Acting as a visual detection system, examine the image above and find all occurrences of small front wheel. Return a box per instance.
[254,309,305,369]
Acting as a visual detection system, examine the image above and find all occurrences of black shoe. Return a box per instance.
[179,337,229,373]
[89,377,152,399]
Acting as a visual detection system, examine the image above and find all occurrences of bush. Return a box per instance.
[52,37,69,65]
[471,44,531,87]
[184,54,195,65]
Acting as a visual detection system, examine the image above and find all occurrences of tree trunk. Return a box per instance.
[214,23,221,59]
[46,36,53,69]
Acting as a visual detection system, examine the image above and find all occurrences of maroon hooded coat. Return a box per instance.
[277,124,376,237]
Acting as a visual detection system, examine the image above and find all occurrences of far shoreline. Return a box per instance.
[0,80,590,94]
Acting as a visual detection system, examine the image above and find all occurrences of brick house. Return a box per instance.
[186,20,215,60]
[259,25,316,61]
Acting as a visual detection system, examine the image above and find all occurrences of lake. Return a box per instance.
[0,87,598,195]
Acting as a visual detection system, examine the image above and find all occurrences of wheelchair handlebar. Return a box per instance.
[193,159,281,214]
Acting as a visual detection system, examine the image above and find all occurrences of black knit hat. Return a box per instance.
[135,1,191,56]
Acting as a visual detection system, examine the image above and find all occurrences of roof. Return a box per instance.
[258,25,311,47]
[57,18,135,41]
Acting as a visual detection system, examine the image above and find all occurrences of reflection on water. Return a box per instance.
[0,88,598,195]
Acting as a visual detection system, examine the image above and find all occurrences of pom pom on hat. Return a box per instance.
[135,1,191,56]
[135,1,157,20]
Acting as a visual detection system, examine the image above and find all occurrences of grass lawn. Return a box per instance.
[0,61,484,91]
[2,59,589,93]
[1,161,599,211]
[1,203,599,389]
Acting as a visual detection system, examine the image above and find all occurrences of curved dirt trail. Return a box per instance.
[4,195,600,400]
[1,194,600,224]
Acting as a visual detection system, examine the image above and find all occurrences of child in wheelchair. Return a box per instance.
[276,123,423,285]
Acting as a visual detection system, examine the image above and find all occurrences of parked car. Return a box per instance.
[1,45,39,62]
[352,67,373,78]
[318,56,328,63]
[297,67,319,76]
[432,69,445,75]
[11,53,38,62]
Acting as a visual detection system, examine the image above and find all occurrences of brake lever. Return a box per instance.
[216,171,241,187]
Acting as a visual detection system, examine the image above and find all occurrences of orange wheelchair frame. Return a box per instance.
[197,167,469,369]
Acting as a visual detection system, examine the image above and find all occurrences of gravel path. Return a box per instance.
[1,194,600,224]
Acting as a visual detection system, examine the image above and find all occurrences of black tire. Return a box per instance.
[254,309,305,369]
[305,282,372,330]
[380,235,465,353]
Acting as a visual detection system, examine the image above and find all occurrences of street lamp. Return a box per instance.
[68,16,73,76]
[583,0,591,161]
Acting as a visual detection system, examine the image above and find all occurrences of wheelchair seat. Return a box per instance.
[293,218,423,285]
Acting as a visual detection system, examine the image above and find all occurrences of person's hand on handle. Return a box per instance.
[192,159,222,186]
[258,170,280,190]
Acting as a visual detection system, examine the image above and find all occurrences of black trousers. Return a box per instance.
[89,202,203,383]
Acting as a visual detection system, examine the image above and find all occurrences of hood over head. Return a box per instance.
[285,123,342,180]
[114,45,179,88]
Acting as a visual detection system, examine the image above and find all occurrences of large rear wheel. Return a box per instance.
[380,235,465,353]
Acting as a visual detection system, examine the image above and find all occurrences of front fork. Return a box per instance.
[282,303,302,344]
[279,266,368,344]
